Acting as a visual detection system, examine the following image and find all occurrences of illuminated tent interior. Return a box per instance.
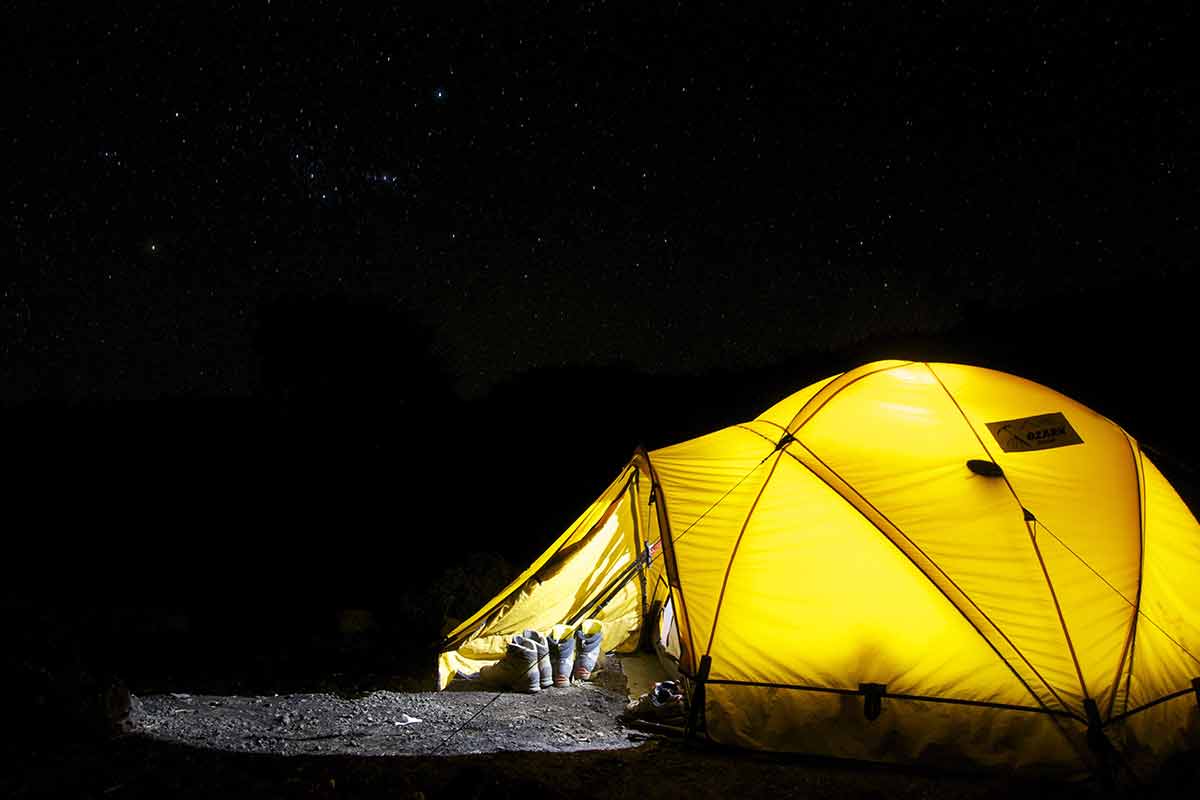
[438,360,1200,776]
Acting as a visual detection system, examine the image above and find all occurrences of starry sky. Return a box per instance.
[7,5,1198,406]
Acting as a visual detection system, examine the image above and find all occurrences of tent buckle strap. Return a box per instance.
[1083,697,1103,730]
[1192,678,1200,709]
[686,655,713,739]
[1084,699,1112,765]
[775,432,796,450]
[1083,697,1119,786]
[860,683,887,721]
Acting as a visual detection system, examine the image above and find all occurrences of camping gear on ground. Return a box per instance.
[653,680,683,706]
[548,624,575,687]
[522,629,553,689]
[621,680,686,726]
[474,634,541,693]
[437,361,1200,778]
[573,619,604,681]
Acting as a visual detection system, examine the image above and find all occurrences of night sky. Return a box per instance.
[9,5,1196,407]
[7,6,1200,714]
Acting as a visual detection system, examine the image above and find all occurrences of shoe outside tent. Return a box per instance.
[437,360,1200,777]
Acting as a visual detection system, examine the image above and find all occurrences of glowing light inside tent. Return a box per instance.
[889,364,938,384]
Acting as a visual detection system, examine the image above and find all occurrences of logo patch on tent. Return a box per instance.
[986,412,1083,452]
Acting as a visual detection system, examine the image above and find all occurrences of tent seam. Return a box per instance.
[667,442,773,547]
[738,423,1075,719]
[781,361,916,435]
[703,449,787,658]
[924,362,1091,706]
[1029,513,1200,709]
[1117,444,1148,719]
[1025,522,1091,702]
[774,435,1080,722]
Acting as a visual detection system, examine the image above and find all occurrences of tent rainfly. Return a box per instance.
[438,361,1200,777]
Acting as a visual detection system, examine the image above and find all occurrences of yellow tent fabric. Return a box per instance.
[437,459,667,686]
[437,360,1200,775]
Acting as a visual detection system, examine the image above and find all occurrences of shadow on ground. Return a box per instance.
[11,732,1170,800]
[7,652,1200,799]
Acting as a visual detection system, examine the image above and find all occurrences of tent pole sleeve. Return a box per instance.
[631,469,648,617]
[644,449,700,678]
[567,556,645,627]
[437,465,639,652]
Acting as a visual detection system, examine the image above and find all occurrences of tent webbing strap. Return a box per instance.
[1106,684,1200,725]
[697,675,1200,726]
[566,548,650,627]
[699,678,1077,718]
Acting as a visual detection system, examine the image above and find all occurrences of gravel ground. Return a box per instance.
[133,674,635,757]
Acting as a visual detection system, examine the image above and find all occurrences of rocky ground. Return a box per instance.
[130,670,635,758]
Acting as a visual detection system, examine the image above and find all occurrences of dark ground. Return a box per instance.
[9,706,1199,800]
[0,737,1119,800]
[6,651,1199,800]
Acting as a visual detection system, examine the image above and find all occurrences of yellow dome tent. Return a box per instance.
[438,361,1200,776]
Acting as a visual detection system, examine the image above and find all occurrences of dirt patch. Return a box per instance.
[134,671,636,757]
